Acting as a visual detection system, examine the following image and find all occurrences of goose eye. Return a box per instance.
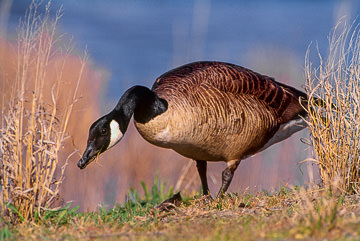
[100,128,107,135]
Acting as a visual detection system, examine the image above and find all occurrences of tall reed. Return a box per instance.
[305,19,360,193]
[0,1,85,223]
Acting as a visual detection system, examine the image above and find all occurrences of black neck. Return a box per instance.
[111,85,168,133]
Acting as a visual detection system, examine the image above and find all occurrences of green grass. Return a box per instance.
[1,180,360,241]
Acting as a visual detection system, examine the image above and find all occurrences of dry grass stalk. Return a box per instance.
[0,1,85,223]
[304,19,360,193]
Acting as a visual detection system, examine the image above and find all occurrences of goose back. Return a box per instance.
[134,61,307,162]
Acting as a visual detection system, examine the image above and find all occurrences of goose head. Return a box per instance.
[77,85,167,169]
[77,114,124,169]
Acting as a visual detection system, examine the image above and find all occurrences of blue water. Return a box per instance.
[8,0,360,101]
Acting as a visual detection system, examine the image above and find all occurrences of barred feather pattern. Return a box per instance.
[135,61,307,162]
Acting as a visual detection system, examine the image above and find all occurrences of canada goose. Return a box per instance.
[77,61,308,197]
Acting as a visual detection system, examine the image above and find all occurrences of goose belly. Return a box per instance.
[135,95,280,162]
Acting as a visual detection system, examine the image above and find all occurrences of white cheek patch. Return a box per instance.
[108,120,123,150]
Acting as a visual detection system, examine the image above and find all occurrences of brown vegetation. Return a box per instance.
[305,20,360,193]
[0,3,100,222]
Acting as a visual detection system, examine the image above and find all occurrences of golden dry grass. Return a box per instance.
[0,2,91,222]
[305,20,360,193]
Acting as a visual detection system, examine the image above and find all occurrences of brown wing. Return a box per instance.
[152,61,307,125]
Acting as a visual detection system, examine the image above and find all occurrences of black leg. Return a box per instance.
[217,160,241,198]
[196,160,210,196]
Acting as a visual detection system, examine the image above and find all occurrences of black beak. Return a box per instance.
[77,142,97,169]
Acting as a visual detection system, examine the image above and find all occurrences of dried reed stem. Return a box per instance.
[305,19,360,193]
[0,1,85,223]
